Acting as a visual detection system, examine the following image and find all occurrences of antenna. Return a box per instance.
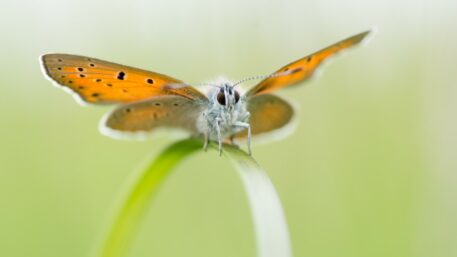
[232,69,296,88]
[164,82,220,89]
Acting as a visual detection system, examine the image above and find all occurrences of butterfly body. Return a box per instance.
[40,30,371,155]
[197,83,251,153]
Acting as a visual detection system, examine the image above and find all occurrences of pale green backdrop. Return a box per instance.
[1,0,456,257]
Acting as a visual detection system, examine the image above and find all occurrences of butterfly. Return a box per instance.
[41,30,370,155]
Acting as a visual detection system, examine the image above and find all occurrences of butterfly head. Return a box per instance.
[215,83,241,108]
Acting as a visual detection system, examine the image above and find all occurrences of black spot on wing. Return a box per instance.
[117,71,126,80]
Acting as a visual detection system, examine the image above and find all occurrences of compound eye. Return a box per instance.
[234,90,240,103]
[217,90,226,105]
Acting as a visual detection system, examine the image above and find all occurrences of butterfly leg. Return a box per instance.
[234,121,251,155]
[203,131,209,152]
[215,117,223,156]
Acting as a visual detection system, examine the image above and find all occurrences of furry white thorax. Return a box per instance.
[196,81,250,141]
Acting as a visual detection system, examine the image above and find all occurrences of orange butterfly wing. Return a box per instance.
[41,54,207,104]
[246,30,371,96]
[235,94,294,138]
[102,95,205,136]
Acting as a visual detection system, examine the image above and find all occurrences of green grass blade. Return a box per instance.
[97,138,202,257]
[97,138,292,257]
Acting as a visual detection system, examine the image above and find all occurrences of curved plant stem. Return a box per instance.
[220,145,292,257]
[96,138,292,257]
[97,139,202,257]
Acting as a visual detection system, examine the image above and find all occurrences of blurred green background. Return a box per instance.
[1,0,456,257]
